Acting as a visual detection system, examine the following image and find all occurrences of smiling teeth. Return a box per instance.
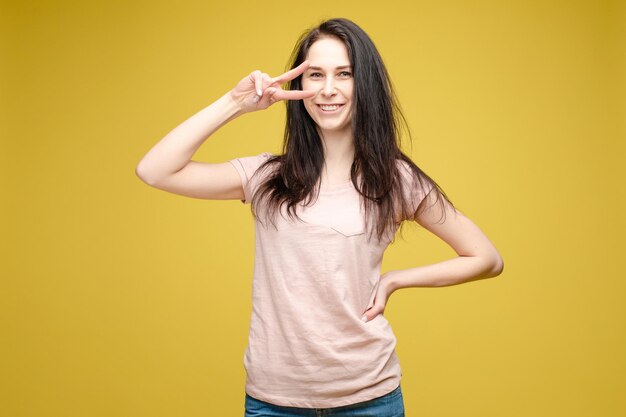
[320,105,340,111]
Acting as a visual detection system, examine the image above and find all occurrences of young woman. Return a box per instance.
[136,17,503,417]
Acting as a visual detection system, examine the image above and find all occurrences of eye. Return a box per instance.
[310,72,323,78]
[339,71,352,77]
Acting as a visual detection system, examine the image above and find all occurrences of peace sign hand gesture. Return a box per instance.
[230,60,316,113]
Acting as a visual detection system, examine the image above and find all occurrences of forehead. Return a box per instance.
[305,37,351,68]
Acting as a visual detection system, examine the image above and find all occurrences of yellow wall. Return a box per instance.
[1,0,624,416]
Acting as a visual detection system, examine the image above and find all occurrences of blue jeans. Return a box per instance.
[244,384,405,417]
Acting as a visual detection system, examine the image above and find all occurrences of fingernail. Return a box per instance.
[361,316,367,322]
[257,89,262,96]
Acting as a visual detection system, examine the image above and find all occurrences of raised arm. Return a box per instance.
[135,61,315,200]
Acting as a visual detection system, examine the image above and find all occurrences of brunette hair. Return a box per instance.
[250,17,455,242]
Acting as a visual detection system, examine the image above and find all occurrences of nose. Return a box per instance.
[321,78,337,96]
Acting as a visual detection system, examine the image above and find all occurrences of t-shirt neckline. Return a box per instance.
[319,180,353,193]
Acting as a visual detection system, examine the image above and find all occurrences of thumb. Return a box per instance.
[362,291,378,322]
[361,305,380,322]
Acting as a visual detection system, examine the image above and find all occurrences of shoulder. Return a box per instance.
[228,152,277,179]
[228,152,279,205]
[395,157,413,175]
[395,157,420,188]
[230,151,275,165]
[394,157,434,204]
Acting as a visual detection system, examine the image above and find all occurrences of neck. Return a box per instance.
[318,128,355,182]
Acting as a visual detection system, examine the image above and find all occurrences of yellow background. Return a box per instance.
[1,0,624,416]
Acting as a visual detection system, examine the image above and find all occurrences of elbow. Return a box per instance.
[135,164,145,181]
[135,164,151,185]
[485,253,504,278]
[135,161,159,186]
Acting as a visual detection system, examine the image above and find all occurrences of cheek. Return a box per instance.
[303,100,315,118]
[346,85,354,102]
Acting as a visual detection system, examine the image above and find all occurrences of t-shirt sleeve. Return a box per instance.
[228,152,274,204]
[397,159,434,221]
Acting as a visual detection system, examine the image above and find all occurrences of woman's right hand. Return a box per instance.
[229,60,316,113]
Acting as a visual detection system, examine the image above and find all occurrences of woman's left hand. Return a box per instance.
[361,271,399,322]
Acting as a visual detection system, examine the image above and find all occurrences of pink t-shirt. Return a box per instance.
[228,152,427,408]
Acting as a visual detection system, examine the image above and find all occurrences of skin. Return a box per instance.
[230,59,316,111]
[137,37,504,325]
[301,37,354,135]
[300,36,356,185]
[361,192,504,322]
[235,36,356,186]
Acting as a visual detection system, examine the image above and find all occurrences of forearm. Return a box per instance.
[136,91,243,181]
[387,255,503,290]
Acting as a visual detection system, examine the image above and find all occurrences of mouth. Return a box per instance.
[316,104,345,113]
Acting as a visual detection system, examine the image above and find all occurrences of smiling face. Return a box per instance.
[301,36,354,138]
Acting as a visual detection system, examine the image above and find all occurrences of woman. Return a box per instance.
[136,17,503,417]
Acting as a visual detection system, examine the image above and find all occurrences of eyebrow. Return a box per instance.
[307,65,352,70]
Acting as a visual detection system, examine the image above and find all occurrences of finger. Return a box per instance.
[261,73,272,96]
[362,307,379,322]
[272,88,316,101]
[271,60,310,85]
[253,70,263,96]
[267,87,279,104]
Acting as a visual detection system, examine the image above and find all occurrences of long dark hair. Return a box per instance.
[250,17,455,242]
